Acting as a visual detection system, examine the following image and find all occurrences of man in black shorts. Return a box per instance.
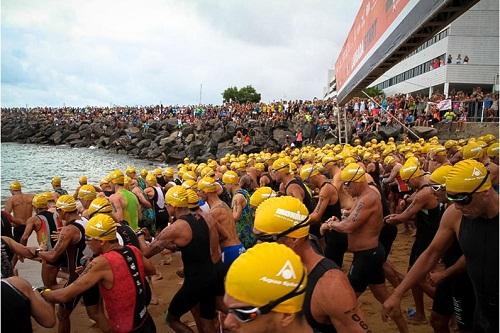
[323,163,408,333]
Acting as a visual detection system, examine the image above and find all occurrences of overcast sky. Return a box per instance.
[1,0,360,107]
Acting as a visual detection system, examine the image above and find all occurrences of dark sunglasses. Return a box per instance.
[255,217,310,242]
[447,170,490,205]
[228,269,306,323]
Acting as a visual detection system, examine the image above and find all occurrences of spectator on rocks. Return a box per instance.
[456,54,462,64]
[463,55,469,64]
[447,54,452,64]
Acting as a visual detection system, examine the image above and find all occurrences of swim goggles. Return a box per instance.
[446,170,490,205]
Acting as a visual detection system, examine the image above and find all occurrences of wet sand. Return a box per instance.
[32,225,434,333]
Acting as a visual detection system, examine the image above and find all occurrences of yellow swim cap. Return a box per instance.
[10,180,21,191]
[444,140,458,150]
[42,192,55,202]
[100,175,111,186]
[200,166,215,178]
[446,160,491,194]
[182,179,197,190]
[399,160,424,181]
[79,176,88,185]
[197,177,219,193]
[165,185,188,208]
[225,242,307,314]
[186,189,200,209]
[182,170,197,182]
[146,173,157,186]
[430,145,447,156]
[272,158,291,174]
[222,171,239,185]
[140,168,148,179]
[430,165,453,185]
[299,164,320,182]
[109,170,124,185]
[384,156,395,166]
[254,163,266,172]
[125,166,136,176]
[254,196,309,238]
[462,142,484,160]
[87,197,113,217]
[163,167,175,178]
[344,157,356,165]
[153,168,162,177]
[482,134,496,145]
[56,195,77,212]
[340,163,366,183]
[249,187,277,208]
[85,214,117,241]
[51,176,62,186]
[487,143,499,158]
[32,194,48,209]
[123,176,132,188]
[78,185,97,201]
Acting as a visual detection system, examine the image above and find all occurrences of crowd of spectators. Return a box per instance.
[2,87,498,144]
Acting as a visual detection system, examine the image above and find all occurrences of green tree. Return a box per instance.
[222,85,261,103]
[362,86,384,98]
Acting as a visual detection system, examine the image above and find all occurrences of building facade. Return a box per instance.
[368,0,498,98]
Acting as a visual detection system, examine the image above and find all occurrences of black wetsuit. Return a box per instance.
[432,238,475,331]
[152,186,168,231]
[318,182,347,268]
[285,178,316,214]
[1,211,14,239]
[1,279,32,333]
[459,213,499,333]
[1,239,14,278]
[409,199,444,266]
[216,179,233,207]
[304,258,339,333]
[156,176,166,188]
[168,214,217,320]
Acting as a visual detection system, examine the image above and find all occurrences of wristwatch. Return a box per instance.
[35,248,42,257]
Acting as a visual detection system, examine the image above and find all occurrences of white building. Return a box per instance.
[323,69,337,100]
[368,0,499,98]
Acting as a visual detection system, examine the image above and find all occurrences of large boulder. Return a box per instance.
[50,130,63,145]
[65,133,81,142]
[136,139,152,149]
[272,128,294,143]
[378,125,402,140]
[411,126,438,140]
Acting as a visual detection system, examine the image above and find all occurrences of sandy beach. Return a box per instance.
[30,225,434,333]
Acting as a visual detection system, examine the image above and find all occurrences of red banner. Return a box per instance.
[335,0,411,91]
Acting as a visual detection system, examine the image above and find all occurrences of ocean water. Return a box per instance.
[1,142,163,204]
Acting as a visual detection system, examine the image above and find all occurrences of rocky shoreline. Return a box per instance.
[3,116,491,163]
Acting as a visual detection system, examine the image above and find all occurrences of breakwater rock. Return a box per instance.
[0,118,335,163]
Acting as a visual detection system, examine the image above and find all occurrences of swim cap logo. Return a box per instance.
[472,167,482,177]
[276,260,296,280]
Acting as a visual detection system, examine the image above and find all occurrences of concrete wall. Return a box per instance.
[435,122,499,140]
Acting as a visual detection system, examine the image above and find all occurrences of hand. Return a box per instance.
[382,293,402,322]
[51,230,61,242]
[428,270,446,287]
[384,214,398,224]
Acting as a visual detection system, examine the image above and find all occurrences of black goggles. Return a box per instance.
[227,269,306,323]
[255,216,310,242]
[88,204,113,219]
[446,170,490,205]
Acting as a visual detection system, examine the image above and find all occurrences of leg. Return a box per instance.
[383,261,404,288]
[57,306,72,333]
[430,312,451,333]
[370,283,409,333]
[42,263,59,288]
[86,303,111,332]
[410,285,427,323]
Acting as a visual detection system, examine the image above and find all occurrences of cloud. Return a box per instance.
[1,0,360,107]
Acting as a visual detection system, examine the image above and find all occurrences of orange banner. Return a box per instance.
[335,0,411,91]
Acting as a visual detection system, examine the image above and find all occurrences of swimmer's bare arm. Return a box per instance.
[7,276,56,328]
[231,193,246,221]
[382,205,460,319]
[132,187,152,208]
[42,256,108,303]
[20,216,38,245]
[309,186,337,224]
[286,183,305,201]
[142,256,156,276]
[318,270,371,333]
[325,197,372,234]
[141,222,183,258]
[385,191,427,224]
[429,255,466,286]
[383,165,400,184]
[109,194,124,223]
[1,236,37,259]
[38,225,77,262]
